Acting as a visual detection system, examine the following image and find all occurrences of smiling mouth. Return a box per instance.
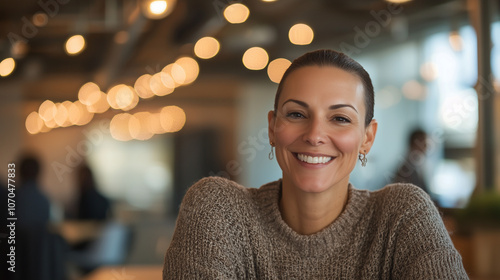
[295,153,333,164]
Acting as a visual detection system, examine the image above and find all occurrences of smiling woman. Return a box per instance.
[163,50,468,279]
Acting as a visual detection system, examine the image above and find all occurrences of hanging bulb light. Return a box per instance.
[141,0,177,20]
[65,35,86,55]
[223,3,250,24]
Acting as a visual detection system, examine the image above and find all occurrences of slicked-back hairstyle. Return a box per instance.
[273,49,375,127]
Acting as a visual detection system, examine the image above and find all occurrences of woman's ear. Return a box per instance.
[360,119,378,154]
[268,110,276,144]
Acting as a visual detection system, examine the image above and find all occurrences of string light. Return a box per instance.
[65,35,86,55]
[267,58,291,83]
[288,23,314,45]
[194,37,220,59]
[0,58,16,77]
[174,57,199,85]
[242,47,269,70]
[142,0,176,20]
[223,3,250,24]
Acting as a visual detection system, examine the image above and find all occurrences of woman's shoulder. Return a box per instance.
[180,177,256,211]
[365,183,436,216]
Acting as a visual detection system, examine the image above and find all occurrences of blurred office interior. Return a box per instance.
[0,0,499,279]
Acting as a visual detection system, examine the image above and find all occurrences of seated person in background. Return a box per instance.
[17,153,51,229]
[392,128,430,194]
[163,50,467,279]
[75,163,111,221]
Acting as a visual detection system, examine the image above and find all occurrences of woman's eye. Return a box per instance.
[332,116,351,123]
[286,112,305,119]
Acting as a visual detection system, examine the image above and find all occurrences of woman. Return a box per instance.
[163,50,468,279]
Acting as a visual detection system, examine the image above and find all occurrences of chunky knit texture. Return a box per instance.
[164,177,468,279]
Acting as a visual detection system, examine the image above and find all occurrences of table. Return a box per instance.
[83,265,163,280]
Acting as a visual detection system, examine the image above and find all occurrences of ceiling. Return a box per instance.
[0,0,470,102]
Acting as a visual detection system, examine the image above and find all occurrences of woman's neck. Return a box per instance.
[279,179,349,235]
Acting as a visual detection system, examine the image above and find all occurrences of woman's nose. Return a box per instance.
[302,118,327,146]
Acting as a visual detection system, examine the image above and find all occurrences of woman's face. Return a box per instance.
[268,65,377,194]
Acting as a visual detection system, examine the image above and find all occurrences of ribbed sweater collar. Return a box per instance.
[254,180,369,257]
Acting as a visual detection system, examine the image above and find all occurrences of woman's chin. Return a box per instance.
[290,176,334,194]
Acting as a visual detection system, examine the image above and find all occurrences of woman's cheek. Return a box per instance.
[333,129,361,153]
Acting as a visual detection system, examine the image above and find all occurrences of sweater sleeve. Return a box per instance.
[388,184,469,279]
[163,177,247,279]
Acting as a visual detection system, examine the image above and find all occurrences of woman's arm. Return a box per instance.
[388,185,469,279]
[163,177,246,279]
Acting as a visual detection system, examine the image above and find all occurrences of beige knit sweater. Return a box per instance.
[163,177,468,279]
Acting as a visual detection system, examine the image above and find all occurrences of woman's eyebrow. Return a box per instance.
[282,99,358,113]
[282,99,308,108]
[329,104,358,113]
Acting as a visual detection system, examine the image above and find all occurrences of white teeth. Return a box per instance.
[297,154,332,164]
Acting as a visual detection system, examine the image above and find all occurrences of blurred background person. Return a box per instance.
[16,153,67,280]
[17,153,51,229]
[392,128,430,194]
[74,163,111,221]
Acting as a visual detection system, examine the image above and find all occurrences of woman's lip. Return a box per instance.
[292,152,335,165]
[292,152,334,157]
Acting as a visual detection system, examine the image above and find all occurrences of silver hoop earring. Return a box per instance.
[358,152,367,167]
[269,142,275,160]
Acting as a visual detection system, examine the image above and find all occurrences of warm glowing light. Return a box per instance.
[74,101,94,125]
[384,0,412,3]
[65,35,86,55]
[68,102,82,125]
[25,112,44,134]
[223,3,250,24]
[420,62,439,82]
[150,0,167,15]
[110,113,133,141]
[150,113,164,134]
[150,73,174,96]
[267,58,291,83]
[44,117,58,128]
[262,0,277,2]
[54,103,69,127]
[107,85,121,109]
[160,71,176,90]
[175,57,199,85]
[38,100,57,122]
[33,12,48,27]
[60,101,73,127]
[242,47,269,70]
[142,0,176,19]
[160,105,186,132]
[115,85,139,111]
[194,37,220,59]
[402,80,427,100]
[449,31,463,52]
[288,23,314,45]
[86,91,110,113]
[170,63,186,85]
[78,82,101,106]
[130,112,154,140]
[107,85,138,111]
[0,58,16,77]
[135,74,155,99]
